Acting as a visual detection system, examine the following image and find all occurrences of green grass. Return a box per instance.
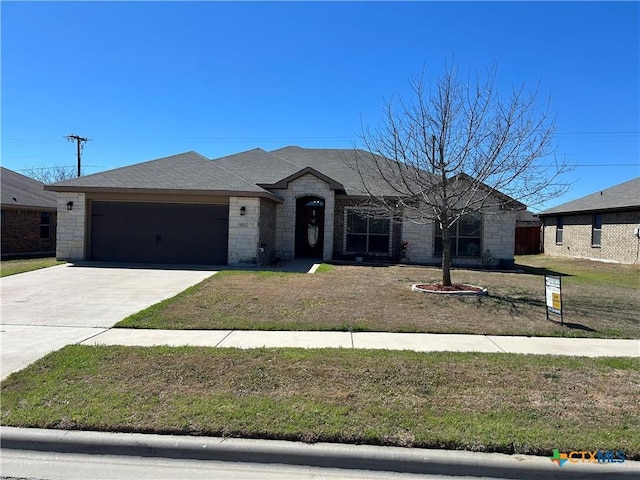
[0,257,65,277]
[2,345,638,459]
[314,263,334,273]
[116,256,640,338]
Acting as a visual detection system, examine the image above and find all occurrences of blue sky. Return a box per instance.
[2,1,638,211]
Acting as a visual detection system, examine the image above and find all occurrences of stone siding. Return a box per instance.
[401,210,516,267]
[258,198,277,266]
[482,211,517,264]
[228,197,260,265]
[271,174,335,261]
[542,210,640,264]
[56,192,86,261]
[401,219,435,264]
[1,208,56,256]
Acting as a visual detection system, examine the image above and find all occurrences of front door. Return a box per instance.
[295,196,325,258]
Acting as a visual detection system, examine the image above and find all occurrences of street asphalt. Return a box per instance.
[1,427,637,479]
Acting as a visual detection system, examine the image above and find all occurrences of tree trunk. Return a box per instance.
[441,223,452,286]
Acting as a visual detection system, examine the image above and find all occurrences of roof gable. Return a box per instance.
[539,177,640,216]
[258,166,344,190]
[1,167,57,209]
[270,146,400,196]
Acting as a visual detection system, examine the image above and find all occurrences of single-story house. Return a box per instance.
[45,147,523,266]
[538,177,640,264]
[1,167,57,258]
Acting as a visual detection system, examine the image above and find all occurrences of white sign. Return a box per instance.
[545,275,562,319]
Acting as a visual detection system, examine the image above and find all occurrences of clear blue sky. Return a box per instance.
[2,1,638,211]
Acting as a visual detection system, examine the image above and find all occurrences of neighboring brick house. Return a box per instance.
[1,167,57,258]
[46,147,524,267]
[538,177,640,264]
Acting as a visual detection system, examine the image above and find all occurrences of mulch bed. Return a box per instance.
[415,283,485,292]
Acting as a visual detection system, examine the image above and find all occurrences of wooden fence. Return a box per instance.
[515,226,541,255]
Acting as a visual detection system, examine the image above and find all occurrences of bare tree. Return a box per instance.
[352,63,571,286]
[23,165,77,184]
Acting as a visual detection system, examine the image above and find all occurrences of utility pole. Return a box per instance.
[65,134,89,177]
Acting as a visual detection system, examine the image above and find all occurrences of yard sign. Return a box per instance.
[545,275,563,325]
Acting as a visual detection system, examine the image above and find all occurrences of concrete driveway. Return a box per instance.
[0,263,217,380]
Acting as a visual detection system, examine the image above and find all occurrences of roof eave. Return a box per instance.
[537,205,640,217]
[44,186,283,203]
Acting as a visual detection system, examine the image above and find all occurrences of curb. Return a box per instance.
[1,427,637,479]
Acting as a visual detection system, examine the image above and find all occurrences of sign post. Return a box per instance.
[545,275,563,325]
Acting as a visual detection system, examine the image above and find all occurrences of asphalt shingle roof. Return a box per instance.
[213,148,304,186]
[538,177,640,216]
[269,146,406,196]
[47,151,267,194]
[44,146,480,200]
[1,167,57,209]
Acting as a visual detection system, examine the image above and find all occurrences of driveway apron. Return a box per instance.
[0,263,217,380]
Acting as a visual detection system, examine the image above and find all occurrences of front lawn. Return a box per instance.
[2,345,638,459]
[117,256,640,338]
[0,257,65,277]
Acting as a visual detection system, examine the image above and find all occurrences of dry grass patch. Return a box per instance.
[118,256,639,338]
[2,346,638,458]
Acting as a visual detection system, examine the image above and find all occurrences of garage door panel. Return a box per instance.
[91,202,228,264]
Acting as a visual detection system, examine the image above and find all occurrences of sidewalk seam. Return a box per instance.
[214,330,234,348]
[75,328,110,345]
[485,335,507,353]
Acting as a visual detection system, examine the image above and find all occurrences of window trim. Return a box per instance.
[40,211,51,240]
[591,214,602,247]
[434,213,483,258]
[344,207,393,256]
[555,216,564,244]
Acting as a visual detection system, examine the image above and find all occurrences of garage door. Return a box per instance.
[91,202,229,264]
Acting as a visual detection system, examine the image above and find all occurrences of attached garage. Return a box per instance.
[90,201,229,265]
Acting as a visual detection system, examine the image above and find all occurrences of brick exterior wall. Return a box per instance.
[258,198,277,266]
[228,197,260,265]
[542,210,640,264]
[333,198,401,260]
[270,174,335,261]
[1,207,57,256]
[333,197,358,259]
[56,192,86,261]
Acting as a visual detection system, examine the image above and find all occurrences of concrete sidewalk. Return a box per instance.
[82,328,640,357]
[2,427,637,479]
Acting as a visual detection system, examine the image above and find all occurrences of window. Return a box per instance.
[555,216,564,244]
[592,214,602,247]
[345,210,391,254]
[435,214,482,257]
[40,212,51,239]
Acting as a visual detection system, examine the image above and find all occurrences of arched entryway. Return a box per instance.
[295,196,325,258]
